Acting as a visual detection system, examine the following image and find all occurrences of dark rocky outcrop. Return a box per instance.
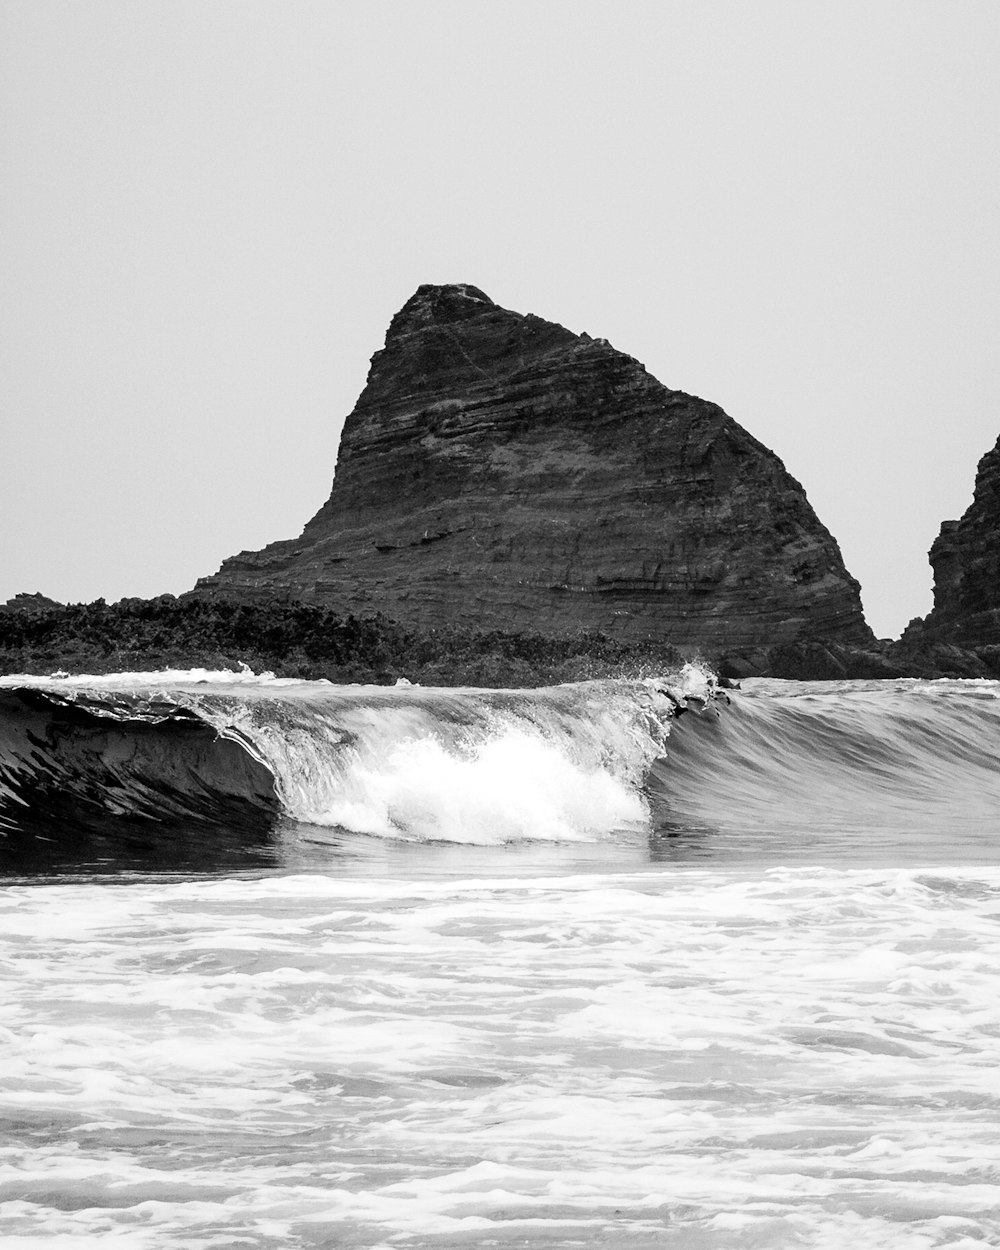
[0,593,62,615]
[1,593,997,685]
[194,284,873,653]
[901,434,1000,649]
[0,594,685,688]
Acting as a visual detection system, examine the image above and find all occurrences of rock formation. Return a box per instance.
[195,284,872,652]
[902,434,1000,647]
[0,593,62,615]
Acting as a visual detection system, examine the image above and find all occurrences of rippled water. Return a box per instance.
[2,676,1000,1247]
[4,869,1000,1248]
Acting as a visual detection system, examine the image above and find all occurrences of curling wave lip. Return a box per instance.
[0,666,712,848]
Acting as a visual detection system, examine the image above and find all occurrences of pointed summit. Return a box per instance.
[363,284,578,407]
[196,288,872,652]
[386,284,495,340]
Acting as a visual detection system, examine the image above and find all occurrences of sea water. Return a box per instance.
[1,671,999,1248]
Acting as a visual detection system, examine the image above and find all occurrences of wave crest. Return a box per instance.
[0,666,712,848]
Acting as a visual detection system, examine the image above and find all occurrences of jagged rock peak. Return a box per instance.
[386,284,496,339]
[195,286,872,652]
[358,284,582,410]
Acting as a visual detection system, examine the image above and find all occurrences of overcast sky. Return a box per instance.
[3,1,998,639]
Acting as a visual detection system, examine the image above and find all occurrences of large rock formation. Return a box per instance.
[902,433,1000,647]
[195,284,872,651]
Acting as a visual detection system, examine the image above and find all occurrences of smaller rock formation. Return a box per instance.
[0,593,62,615]
[902,434,1000,648]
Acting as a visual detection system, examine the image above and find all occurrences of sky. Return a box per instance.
[3,1,998,640]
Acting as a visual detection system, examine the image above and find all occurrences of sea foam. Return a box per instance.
[3,866,1000,1246]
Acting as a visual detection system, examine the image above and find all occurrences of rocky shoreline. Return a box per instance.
[2,593,997,686]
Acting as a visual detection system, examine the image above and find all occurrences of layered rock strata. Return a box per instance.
[195,284,872,651]
[902,434,1000,647]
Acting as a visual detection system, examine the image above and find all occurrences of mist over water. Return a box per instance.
[2,672,1000,1246]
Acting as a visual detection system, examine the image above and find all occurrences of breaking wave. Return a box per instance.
[0,666,711,854]
[2,667,1000,869]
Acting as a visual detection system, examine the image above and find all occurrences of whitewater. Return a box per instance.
[1,668,999,1248]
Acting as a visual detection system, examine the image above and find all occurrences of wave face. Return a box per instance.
[2,669,999,871]
[0,668,709,866]
[650,676,1000,862]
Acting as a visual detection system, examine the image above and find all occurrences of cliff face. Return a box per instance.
[903,434,1000,647]
[195,284,872,651]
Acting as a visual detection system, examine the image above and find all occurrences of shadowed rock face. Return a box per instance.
[195,284,872,650]
[904,434,1000,646]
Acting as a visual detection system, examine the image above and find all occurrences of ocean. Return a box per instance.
[1,667,999,1249]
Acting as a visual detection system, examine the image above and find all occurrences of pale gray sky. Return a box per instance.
[3,1,998,639]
